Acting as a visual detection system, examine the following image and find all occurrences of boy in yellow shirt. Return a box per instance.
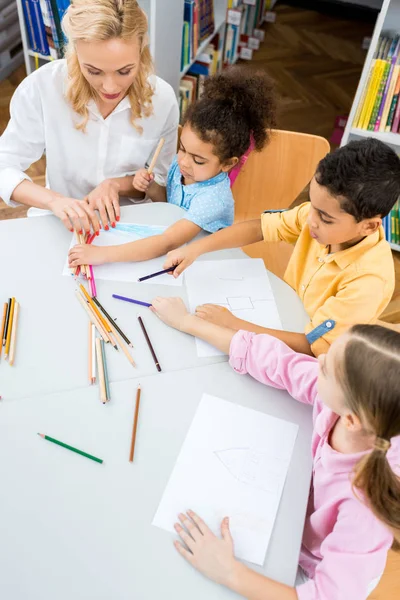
[159,138,400,356]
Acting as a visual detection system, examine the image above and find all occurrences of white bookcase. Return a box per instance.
[16,1,270,90]
[341,0,400,252]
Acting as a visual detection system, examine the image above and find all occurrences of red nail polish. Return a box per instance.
[96,231,100,236]
[105,225,109,231]
[79,230,83,235]
[116,216,120,221]
[112,222,116,228]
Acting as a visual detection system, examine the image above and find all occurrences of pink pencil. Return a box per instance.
[89,265,97,297]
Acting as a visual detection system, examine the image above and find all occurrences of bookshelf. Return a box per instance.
[341,0,400,252]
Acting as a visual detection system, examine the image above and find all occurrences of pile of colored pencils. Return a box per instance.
[0,297,20,366]
[72,231,97,297]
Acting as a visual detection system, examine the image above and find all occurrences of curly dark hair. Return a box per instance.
[315,138,400,221]
[182,66,278,163]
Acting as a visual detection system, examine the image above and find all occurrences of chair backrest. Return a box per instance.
[232,129,330,277]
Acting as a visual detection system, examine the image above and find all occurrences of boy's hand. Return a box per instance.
[68,244,108,267]
[196,304,240,329]
[174,511,237,587]
[164,246,199,277]
[151,297,190,331]
[133,169,154,193]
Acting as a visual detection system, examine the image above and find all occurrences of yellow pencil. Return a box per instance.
[9,301,20,366]
[0,302,7,359]
[4,297,15,358]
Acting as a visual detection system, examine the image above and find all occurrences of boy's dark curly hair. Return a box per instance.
[316,138,400,220]
[182,66,277,163]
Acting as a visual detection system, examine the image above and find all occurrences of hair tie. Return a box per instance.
[374,437,391,453]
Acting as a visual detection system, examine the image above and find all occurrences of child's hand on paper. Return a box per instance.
[133,169,154,193]
[196,304,240,329]
[174,511,238,587]
[151,297,190,331]
[68,244,108,267]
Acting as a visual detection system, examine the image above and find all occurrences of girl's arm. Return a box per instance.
[68,219,201,266]
[151,298,319,406]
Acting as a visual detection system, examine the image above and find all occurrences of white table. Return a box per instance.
[0,204,308,400]
[0,362,313,600]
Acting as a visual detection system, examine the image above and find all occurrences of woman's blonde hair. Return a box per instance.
[339,324,400,550]
[62,0,154,131]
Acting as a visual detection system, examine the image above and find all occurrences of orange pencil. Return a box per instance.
[129,384,141,462]
[4,297,15,358]
[75,291,109,344]
[79,284,112,334]
[0,302,7,359]
[8,301,20,366]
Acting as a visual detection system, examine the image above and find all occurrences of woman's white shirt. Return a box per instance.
[0,59,179,206]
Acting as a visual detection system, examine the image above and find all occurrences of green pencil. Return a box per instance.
[37,433,103,464]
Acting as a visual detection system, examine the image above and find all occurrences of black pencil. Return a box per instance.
[138,315,161,372]
[137,266,176,282]
[92,297,133,348]
[2,298,11,346]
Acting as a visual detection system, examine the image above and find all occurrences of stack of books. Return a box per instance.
[353,34,400,133]
[181,0,215,72]
[384,200,400,247]
[22,0,70,58]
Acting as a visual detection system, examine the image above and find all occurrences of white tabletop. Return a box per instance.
[0,204,308,400]
[0,362,313,600]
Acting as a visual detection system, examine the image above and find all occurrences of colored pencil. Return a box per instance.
[3,298,11,346]
[138,315,161,372]
[147,138,165,175]
[108,321,136,368]
[38,433,103,464]
[89,265,97,297]
[75,291,109,344]
[112,294,151,308]
[137,266,176,282]
[92,297,133,348]
[129,384,141,462]
[91,323,96,384]
[100,339,111,401]
[4,297,15,358]
[0,302,7,359]
[88,321,93,384]
[95,337,107,404]
[8,301,19,366]
[80,284,116,347]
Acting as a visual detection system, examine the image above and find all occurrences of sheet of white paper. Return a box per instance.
[62,223,182,286]
[185,259,282,356]
[152,394,298,566]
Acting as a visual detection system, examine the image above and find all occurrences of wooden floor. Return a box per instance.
[0,4,399,596]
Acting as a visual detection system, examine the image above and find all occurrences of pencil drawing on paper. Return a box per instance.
[214,447,283,494]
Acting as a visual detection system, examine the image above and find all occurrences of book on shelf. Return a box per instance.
[383,200,400,246]
[353,34,400,134]
[22,0,70,59]
[22,0,50,55]
[181,0,215,72]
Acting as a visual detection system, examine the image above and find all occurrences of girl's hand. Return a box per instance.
[174,511,238,587]
[163,246,199,277]
[84,179,120,229]
[151,297,190,331]
[47,196,100,234]
[196,304,240,329]
[68,244,108,267]
[133,168,154,193]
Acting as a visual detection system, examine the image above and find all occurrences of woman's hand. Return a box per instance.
[133,168,154,193]
[151,297,191,331]
[174,510,238,587]
[163,246,199,277]
[47,196,100,234]
[68,244,108,267]
[195,304,241,329]
[84,179,121,229]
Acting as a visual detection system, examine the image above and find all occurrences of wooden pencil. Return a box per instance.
[79,284,116,344]
[3,298,11,346]
[0,302,7,359]
[91,323,96,384]
[138,315,161,372]
[108,321,136,367]
[92,297,133,348]
[100,339,111,401]
[75,291,109,344]
[88,321,93,384]
[147,138,165,175]
[129,384,141,462]
[95,337,107,404]
[8,301,19,366]
[4,297,15,358]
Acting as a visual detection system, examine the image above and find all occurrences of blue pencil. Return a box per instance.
[137,266,176,282]
[112,294,152,308]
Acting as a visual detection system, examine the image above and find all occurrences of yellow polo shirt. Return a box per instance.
[261,202,395,356]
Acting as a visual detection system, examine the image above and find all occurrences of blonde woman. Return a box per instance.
[0,0,178,233]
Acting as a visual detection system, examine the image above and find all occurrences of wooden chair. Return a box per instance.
[232,129,330,278]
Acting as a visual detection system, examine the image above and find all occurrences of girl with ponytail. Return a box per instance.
[150,296,400,600]
[68,66,277,268]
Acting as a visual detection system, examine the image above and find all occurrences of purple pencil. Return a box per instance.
[112,294,152,308]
